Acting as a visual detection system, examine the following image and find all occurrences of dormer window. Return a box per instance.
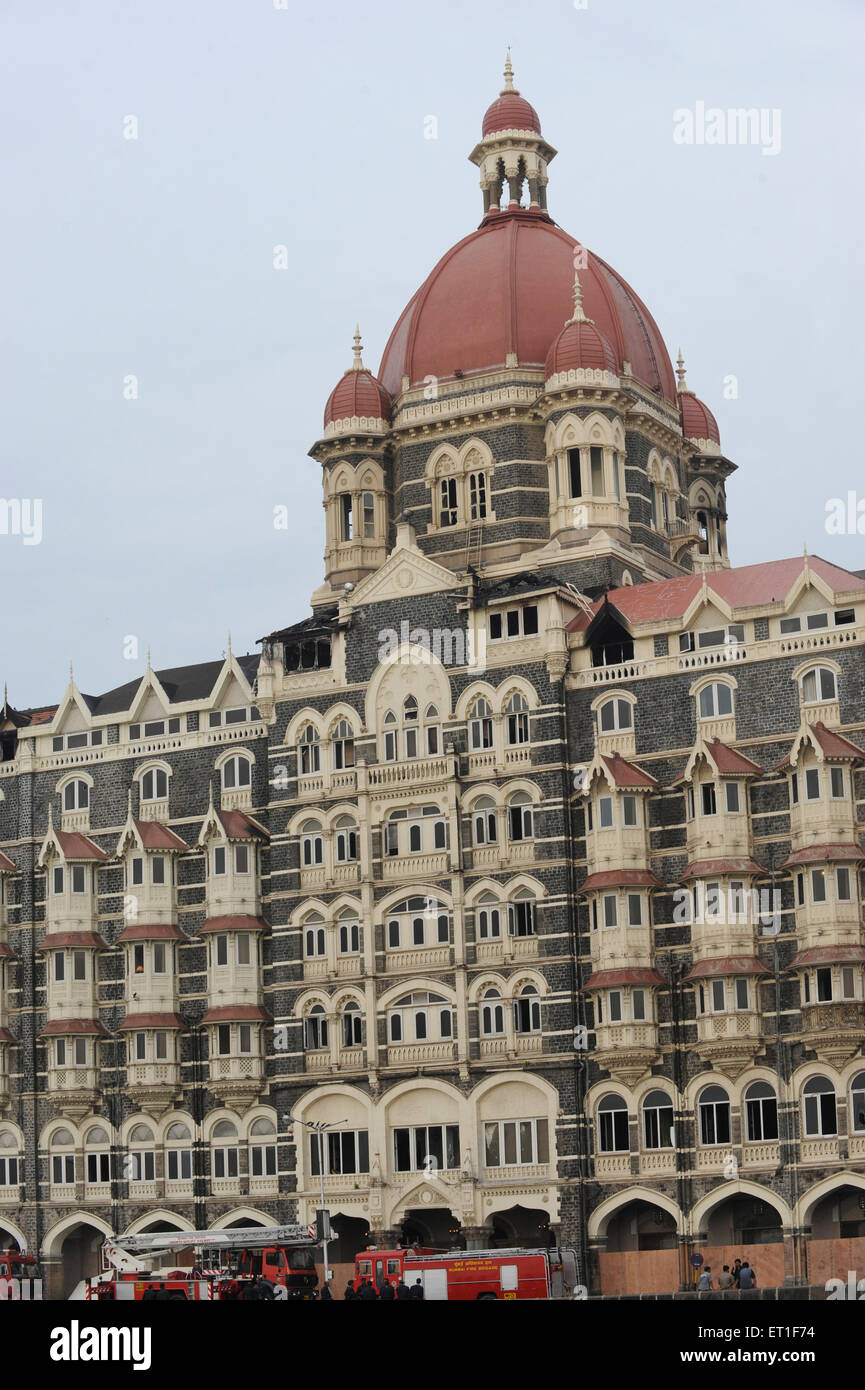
[680,624,744,654]
[128,719,180,740]
[213,847,227,875]
[209,706,257,728]
[52,730,103,752]
[805,768,821,800]
[700,783,717,816]
[129,857,144,885]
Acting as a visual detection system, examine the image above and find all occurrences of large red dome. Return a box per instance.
[482,92,541,137]
[378,209,677,404]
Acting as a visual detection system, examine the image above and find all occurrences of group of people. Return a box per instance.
[335,1277,425,1301]
[697,1259,757,1292]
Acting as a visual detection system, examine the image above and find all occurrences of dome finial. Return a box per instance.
[502,49,517,93]
[676,348,689,393]
[350,324,364,372]
[566,265,592,326]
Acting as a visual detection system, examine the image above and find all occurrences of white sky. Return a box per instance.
[1,0,863,707]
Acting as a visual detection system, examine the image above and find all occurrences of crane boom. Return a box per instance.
[107,1224,315,1258]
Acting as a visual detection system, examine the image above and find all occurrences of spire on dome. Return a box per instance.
[676,349,689,393]
[566,267,591,326]
[502,49,516,93]
[350,325,365,372]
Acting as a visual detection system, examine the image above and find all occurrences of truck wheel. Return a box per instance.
[477,1292,498,1300]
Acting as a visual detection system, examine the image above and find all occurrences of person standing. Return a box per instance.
[319,1280,333,1301]
[409,1278,425,1300]
[395,1279,411,1301]
[380,1280,395,1301]
[731,1258,743,1287]
[718,1266,734,1290]
[697,1267,713,1291]
[344,1281,357,1300]
[737,1262,756,1289]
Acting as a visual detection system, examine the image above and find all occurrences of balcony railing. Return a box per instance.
[382,852,449,880]
[368,757,450,789]
[594,1154,631,1178]
[387,1042,456,1066]
[742,1142,780,1169]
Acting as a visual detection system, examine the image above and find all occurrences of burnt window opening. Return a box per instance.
[285,638,332,672]
[589,612,634,668]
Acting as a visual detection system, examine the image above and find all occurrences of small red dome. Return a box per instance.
[324,368,391,429]
[545,318,617,378]
[680,391,720,445]
[482,93,541,137]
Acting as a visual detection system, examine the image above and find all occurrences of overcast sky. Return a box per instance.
[1,0,862,709]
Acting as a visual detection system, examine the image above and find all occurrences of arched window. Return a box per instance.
[642,1090,675,1150]
[50,1127,76,1185]
[298,725,321,775]
[424,705,440,757]
[801,667,837,705]
[473,796,497,846]
[303,914,326,959]
[334,815,358,863]
[698,682,734,719]
[850,1073,865,1133]
[341,1000,363,1048]
[597,1095,629,1154]
[384,805,447,858]
[332,720,355,771]
[403,696,419,760]
[513,984,540,1034]
[249,1116,277,1179]
[300,819,324,867]
[476,892,502,940]
[383,711,398,762]
[362,491,376,539]
[599,698,633,734]
[505,692,530,746]
[140,767,168,802]
[337,908,360,956]
[212,1120,239,1179]
[388,990,452,1043]
[802,1076,836,1137]
[469,697,494,751]
[0,1129,20,1187]
[83,1126,110,1184]
[62,778,89,811]
[303,1005,328,1051]
[744,1082,778,1142]
[166,1121,192,1182]
[469,471,487,520]
[480,988,504,1035]
[386,896,450,950]
[508,888,536,938]
[698,1084,731,1146]
[507,791,534,842]
[222,754,251,790]
[128,1123,156,1183]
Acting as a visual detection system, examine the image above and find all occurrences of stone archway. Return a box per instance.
[401,1208,463,1251]
[42,1216,112,1300]
[490,1204,551,1250]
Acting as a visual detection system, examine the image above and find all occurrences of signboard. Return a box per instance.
[690,1253,704,1268]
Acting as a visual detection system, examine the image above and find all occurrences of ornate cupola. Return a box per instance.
[315,327,391,593]
[677,351,721,450]
[470,55,557,218]
[545,270,618,384]
[677,350,733,572]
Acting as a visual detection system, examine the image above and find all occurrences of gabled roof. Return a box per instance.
[37,824,108,866]
[0,851,15,874]
[199,915,268,934]
[565,555,865,631]
[116,922,185,943]
[117,1012,182,1030]
[201,1004,271,1023]
[791,946,865,968]
[218,809,269,841]
[600,753,660,789]
[133,819,188,852]
[37,932,108,951]
[41,1019,109,1036]
[776,721,865,770]
[677,738,763,784]
[580,869,663,892]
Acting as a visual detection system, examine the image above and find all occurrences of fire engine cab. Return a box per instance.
[79,1224,319,1301]
[354,1246,578,1300]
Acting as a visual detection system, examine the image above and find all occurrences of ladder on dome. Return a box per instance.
[464,520,484,572]
[563,583,596,621]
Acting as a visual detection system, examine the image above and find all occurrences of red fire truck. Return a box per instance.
[81,1224,319,1301]
[354,1245,579,1300]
